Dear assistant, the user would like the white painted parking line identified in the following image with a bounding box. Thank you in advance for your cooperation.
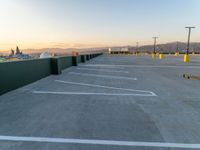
[0,135,200,149]
[33,91,155,96]
[55,80,157,96]
[68,72,137,80]
[79,64,124,69]
[83,64,200,69]
[76,67,129,73]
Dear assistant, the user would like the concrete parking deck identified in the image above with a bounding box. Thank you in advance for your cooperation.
[1,54,200,150]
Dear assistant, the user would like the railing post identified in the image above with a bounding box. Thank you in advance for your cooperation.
[72,56,78,66]
[86,55,90,60]
[51,57,62,75]
[81,55,86,63]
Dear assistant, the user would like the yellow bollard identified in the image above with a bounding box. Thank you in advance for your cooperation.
[159,54,164,59]
[184,54,190,63]
[152,53,156,59]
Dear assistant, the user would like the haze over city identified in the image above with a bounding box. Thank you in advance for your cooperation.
[0,0,200,51]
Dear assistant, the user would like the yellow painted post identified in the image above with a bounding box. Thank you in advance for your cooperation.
[184,54,190,62]
[159,54,164,59]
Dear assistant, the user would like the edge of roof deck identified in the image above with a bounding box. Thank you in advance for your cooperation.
[0,53,103,96]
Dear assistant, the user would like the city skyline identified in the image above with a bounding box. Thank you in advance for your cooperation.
[0,0,200,51]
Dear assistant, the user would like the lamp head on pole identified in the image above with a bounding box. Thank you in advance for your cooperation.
[185,27,195,29]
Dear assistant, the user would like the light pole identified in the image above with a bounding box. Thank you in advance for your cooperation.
[184,27,195,62]
[136,42,139,55]
[185,27,195,55]
[152,37,158,54]
[176,41,179,53]
[175,41,179,56]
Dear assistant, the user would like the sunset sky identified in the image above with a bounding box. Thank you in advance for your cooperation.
[0,0,200,51]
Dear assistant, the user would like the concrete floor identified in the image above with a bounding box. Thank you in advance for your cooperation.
[0,54,200,150]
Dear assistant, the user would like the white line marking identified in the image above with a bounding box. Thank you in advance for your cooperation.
[33,91,154,96]
[68,72,137,80]
[83,64,200,69]
[79,64,124,69]
[55,80,157,96]
[0,135,200,149]
[76,67,129,73]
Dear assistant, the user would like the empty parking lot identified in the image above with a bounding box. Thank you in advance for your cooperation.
[1,54,200,150]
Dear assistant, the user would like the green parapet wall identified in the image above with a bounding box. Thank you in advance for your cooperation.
[72,56,78,66]
[0,53,103,95]
[0,58,52,95]
[51,57,62,75]
[51,56,73,74]
[81,55,86,62]
[77,56,82,63]
[60,56,73,70]
[86,55,89,60]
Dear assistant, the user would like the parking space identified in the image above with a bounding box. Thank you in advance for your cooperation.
[0,54,200,149]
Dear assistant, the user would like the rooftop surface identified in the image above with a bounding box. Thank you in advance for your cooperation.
[0,54,200,150]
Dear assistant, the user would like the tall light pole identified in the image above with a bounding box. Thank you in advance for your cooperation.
[185,27,195,55]
[136,42,139,54]
[176,41,179,53]
[152,37,158,54]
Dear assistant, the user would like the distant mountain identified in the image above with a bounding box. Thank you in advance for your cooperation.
[129,42,200,53]
[1,42,200,55]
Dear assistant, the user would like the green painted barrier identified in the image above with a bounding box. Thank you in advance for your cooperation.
[81,55,86,63]
[86,55,90,60]
[60,56,73,70]
[51,57,62,75]
[0,58,52,95]
[0,53,103,95]
[77,56,82,63]
[72,56,78,66]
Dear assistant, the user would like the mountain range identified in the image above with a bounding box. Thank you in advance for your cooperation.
[1,42,200,55]
[130,42,200,53]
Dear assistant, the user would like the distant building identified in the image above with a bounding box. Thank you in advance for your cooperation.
[108,47,129,54]
[0,57,6,62]
[16,46,21,54]
[40,52,52,58]
[10,49,14,55]
[7,46,32,60]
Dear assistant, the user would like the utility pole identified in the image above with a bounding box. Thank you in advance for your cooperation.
[185,27,195,55]
[136,42,139,54]
[176,41,179,53]
[152,37,158,54]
